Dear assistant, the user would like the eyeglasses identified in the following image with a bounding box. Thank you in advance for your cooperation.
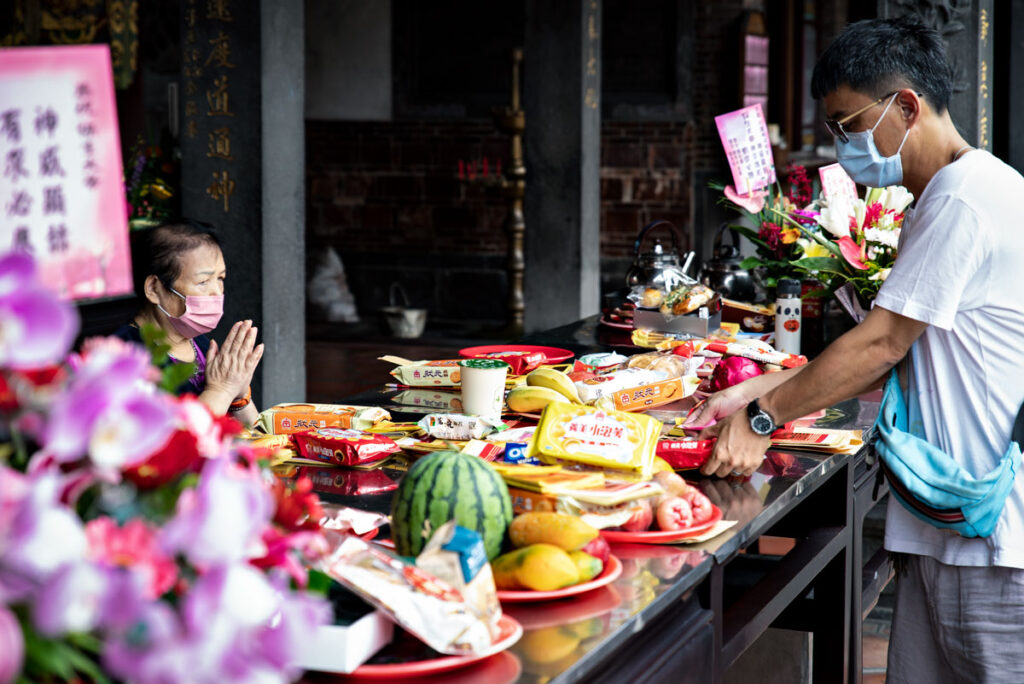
[824,91,899,143]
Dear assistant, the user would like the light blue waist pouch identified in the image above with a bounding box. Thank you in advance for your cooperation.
[873,368,1020,538]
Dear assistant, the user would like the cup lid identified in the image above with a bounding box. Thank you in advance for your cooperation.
[458,358,511,370]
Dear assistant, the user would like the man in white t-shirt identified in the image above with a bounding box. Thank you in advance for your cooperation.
[686,16,1024,682]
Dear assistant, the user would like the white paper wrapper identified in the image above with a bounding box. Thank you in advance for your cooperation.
[319,533,494,656]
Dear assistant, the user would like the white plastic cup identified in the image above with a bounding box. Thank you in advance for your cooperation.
[458,359,510,420]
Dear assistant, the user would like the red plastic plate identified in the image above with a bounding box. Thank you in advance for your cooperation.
[496,555,622,603]
[459,345,575,365]
[347,614,523,679]
[599,505,724,544]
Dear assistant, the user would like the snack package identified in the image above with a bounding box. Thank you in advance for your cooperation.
[278,466,399,498]
[417,414,506,441]
[603,375,702,412]
[319,532,495,656]
[319,504,392,536]
[529,402,662,479]
[415,521,502,641]
[573,352,628,374]
[258,404,390,435]
[574,368,667,404]
[385,358,463,387]
[294,428,402,467]
[656,438,715,470]
[625,351,701,378]
[474,350,545,375]
[392,389,464,412]
[506,487,648,529]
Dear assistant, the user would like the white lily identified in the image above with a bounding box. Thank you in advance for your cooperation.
[863,227,900,249]
[881,185,913,213]
[816,200,852,239]
[851,199,867,233]
[869,268,892,282]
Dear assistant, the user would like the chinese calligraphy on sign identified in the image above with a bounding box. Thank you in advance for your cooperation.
[714,103,776,195]
[0,45,131,300]
[186,0,238,215]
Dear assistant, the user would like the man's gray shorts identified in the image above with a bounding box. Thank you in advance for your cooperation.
[887,553,1024,683]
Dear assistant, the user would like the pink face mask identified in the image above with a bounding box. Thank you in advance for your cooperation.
[157,287,224,338]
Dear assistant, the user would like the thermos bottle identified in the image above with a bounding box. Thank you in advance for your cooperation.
[775,278,802,355]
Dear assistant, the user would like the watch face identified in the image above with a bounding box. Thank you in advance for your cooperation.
[751,413,773,435]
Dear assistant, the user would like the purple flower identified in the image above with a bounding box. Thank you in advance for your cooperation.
[31,560,108,636]
[161,459,272,567]
[0,253,78,370]
[0,604,23,684]
[0,469,86,603]
[39,341,174,476]
[103,564,329,684]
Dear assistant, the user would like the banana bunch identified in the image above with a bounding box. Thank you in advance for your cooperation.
[506,367,582,413]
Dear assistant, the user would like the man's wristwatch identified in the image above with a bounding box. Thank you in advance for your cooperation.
[746,399,777,436]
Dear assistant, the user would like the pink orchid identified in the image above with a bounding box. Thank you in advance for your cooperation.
[837,236,869,270]
[724,184,768,214]
[0,254,78,371]
[0,604,22,684]
[86,517,178,599]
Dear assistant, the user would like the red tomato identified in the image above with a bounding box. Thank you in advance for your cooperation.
[656,496,694,531]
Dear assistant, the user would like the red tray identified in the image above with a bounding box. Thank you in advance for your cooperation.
[345,614,522,679]
[496,555,622,603]
[459,345,574,365]
[599,505,723,544]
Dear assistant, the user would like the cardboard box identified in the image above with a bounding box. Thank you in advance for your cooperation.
[297,587,394,674]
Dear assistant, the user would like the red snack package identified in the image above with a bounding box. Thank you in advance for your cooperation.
[294,428,401,467]
[478,350,546,375]
[299,466,399,497]
[656,438,716,470]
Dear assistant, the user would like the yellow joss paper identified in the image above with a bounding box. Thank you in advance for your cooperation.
[529,403,662,479]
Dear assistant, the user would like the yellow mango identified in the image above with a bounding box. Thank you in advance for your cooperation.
[568,550,603,583]
[509,512,599,551]
[518,626,581,665]
[517,543,580,590]
[491,547,530,590]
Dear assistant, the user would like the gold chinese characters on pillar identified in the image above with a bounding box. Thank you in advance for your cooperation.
[190,0,236,215]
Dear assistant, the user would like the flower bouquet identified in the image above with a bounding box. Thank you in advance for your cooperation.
[0,253,332,683]
[713,164,821,298]
[124,136,178,231]
[792,185,913,319]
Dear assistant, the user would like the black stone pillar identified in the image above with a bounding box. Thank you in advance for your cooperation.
[179,0,305,406]
[878,0,994,150]
[522,0,602,332]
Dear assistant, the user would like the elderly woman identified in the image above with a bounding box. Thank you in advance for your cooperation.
[115,220,263,425]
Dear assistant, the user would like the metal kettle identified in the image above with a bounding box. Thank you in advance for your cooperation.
[700,223,756,301]
[625,220,694,292]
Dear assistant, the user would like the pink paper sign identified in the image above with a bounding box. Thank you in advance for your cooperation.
[0,45,131,301]
[818,163,858,207]
[714,103,776,195]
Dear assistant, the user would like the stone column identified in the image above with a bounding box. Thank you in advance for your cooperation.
[179,0,305,406]
[522,0,602,332]
[878,0,994,150]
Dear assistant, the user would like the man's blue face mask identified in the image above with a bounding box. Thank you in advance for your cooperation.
[835,93,910,187]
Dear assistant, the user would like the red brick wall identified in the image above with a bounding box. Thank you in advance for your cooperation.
[306,120,511,254]
[307,119,707,259]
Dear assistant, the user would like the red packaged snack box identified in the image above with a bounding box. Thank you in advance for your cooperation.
[294,428,401,467]
[478,350,545,375]
[656,438,715,470]
[282,465,399,497]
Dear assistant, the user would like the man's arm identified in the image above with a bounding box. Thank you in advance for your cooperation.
[700,305,927,477]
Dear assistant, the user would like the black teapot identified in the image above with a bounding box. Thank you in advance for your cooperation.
[700,223,756,301]
[625,220,694,292]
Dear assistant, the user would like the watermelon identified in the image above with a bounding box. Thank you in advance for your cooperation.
[391,450,513,560]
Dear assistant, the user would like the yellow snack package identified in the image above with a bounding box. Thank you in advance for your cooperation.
[529,403,662,479]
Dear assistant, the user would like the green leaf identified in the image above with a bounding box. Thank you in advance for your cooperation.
[791,257,850,277]
[738,256,763,270]
[306,569,333,597]
[160,360,197,393]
